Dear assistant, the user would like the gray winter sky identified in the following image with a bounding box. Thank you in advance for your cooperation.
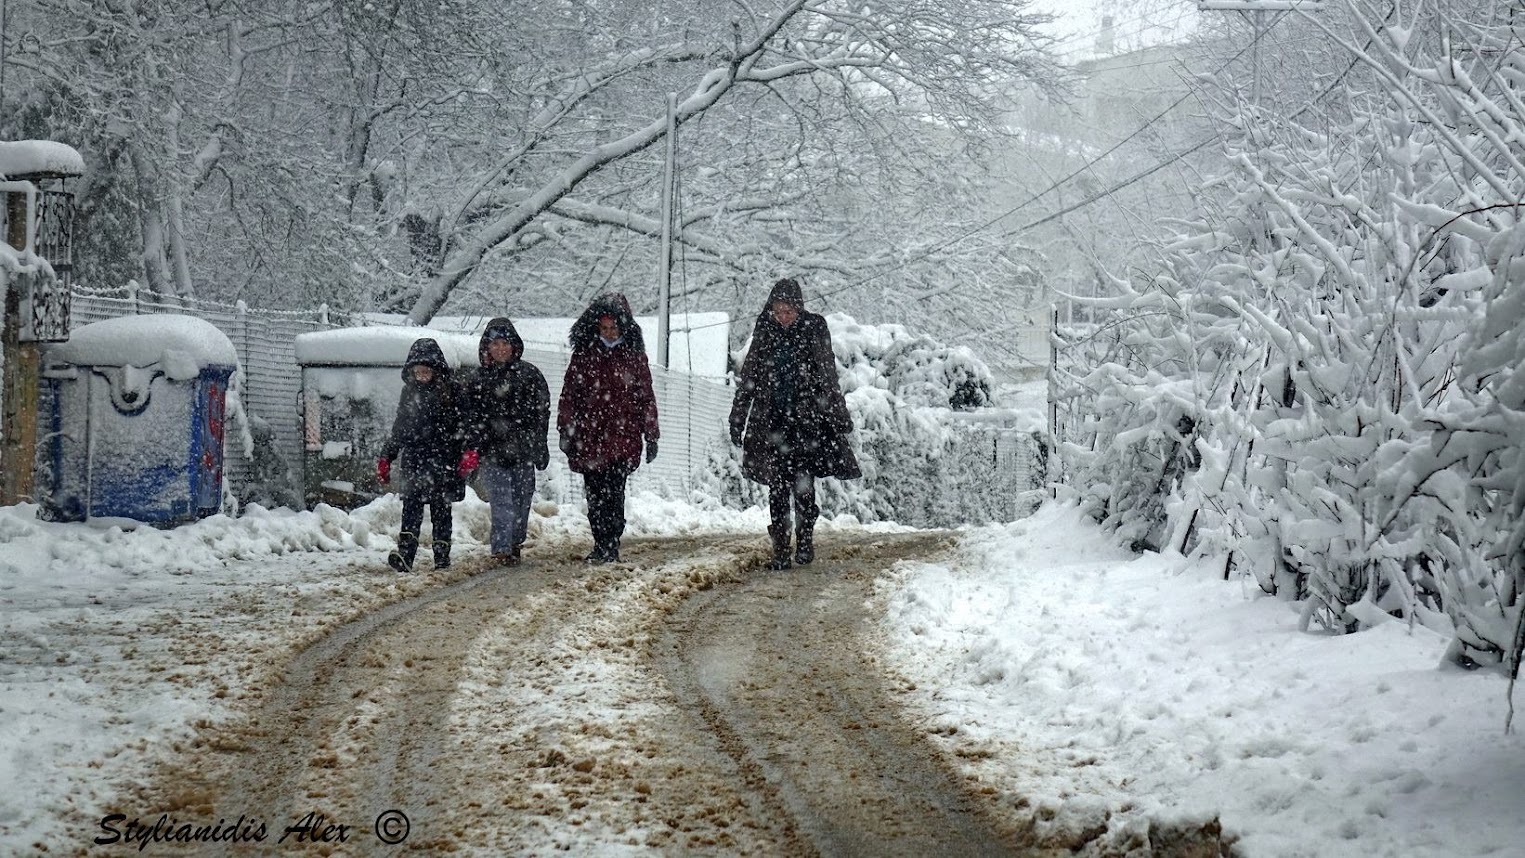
[1034,0,1202,61]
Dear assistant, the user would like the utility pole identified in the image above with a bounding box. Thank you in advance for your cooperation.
[1197,1,1324,109]
[1,0,8,104]
[656,92,677,369]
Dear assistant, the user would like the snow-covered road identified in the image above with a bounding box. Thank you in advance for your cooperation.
[4,496,1522,856]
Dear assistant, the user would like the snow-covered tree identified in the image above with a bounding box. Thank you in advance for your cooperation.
[4,0,1063,357]
[1056,0,1525,687]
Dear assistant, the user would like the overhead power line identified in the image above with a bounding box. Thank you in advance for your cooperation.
[807,10,1294,304]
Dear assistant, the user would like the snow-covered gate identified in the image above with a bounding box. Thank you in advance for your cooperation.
[59,286,337,504]
[936,413,1047,525]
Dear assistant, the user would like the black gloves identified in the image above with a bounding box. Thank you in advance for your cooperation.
[645,439,658,463]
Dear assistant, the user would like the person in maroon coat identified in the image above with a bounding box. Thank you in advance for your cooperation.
[557,293,659,564]
[729,278,860,569]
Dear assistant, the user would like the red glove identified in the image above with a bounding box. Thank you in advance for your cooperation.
[376,457,391,485]
[458,449,480,477]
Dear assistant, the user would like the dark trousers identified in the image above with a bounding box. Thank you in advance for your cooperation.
[584,468,628,555]
[768,456,818,535]
[399,489,453,562]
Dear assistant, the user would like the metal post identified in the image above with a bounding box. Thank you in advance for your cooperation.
[1,0,8,106]
[1251,9,1263,109]
[1197,2,1325,108]
[657,92,677,369]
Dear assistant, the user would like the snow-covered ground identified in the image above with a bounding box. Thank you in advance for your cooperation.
[3,488,1522,854]
[0,491,774,852]
[877,503,1525,857]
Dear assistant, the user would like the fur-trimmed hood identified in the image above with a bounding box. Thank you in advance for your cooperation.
[568,292,645,353]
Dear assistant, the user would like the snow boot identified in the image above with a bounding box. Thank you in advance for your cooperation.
[795,520,815,566]
[766,524,793,570]
[433,539,451,570]
[586,538,620,565]
[389,531,418,573]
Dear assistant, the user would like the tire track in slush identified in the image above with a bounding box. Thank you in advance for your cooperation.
[133,552,556,855]
[125,532,1040,856]
[656,531,1039,857]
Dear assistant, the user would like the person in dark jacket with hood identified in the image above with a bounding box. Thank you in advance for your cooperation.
[557,293,659,564]
[729,278,860,569]
[379,337,465,573]
[460,317,550,566]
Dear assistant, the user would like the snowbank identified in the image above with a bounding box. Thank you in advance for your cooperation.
[877,503,1525,857]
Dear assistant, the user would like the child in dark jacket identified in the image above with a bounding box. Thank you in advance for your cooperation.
[378,338,464,573]
[459,317,550,566]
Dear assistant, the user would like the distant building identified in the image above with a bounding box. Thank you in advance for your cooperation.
[1073,42,1209,149]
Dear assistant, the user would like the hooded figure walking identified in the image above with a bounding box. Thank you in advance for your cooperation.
[378,337,466,573]
[557,293,659,564]
[460,317,550,566]
[729,278,860,569]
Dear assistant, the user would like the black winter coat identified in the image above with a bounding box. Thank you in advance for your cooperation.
[462,318,550,469]
[730,305,860,486]
[381,338,466,500]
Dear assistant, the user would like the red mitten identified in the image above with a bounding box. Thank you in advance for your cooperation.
[377,457,392,485]
[458,449,480,477]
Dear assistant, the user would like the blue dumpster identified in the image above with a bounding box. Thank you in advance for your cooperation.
[38,314,237,524]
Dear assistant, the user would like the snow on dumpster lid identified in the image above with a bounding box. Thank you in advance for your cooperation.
[294,326,480,368]
[46,314,236,378]
[0,140,85,179]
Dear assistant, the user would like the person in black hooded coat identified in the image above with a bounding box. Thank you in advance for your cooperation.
[729,278,860,569]
[459,317,550,566]
[379,337,465,573]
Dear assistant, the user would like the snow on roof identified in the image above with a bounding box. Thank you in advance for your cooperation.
[360,312,732,378]
[293,326,481,368]
[45,314,236,376]
[0,140,85,179]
